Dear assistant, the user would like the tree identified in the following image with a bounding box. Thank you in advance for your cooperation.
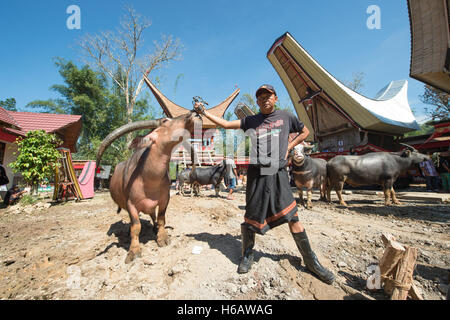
[9,130,62,195]
[239,93,259,114]
[27,59,163,167]
[27,58,111,141]
[342,72,365,93]
[420,85,449,121]
[78,6,182,132]
[403,123,434,138]
[0,98,17,111]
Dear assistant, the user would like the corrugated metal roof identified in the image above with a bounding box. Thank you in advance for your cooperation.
[0,109,82,153]
[0,107,20,128]
[8,111,81,133]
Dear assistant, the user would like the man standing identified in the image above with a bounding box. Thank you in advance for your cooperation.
[420,153,439,192]
[434,152,450,192]
[194,84,335,284]
[225,155,238,200]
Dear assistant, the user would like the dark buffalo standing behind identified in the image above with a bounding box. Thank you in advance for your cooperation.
[326,148,429,206]
[178,161,227,197]
[289,147,327,209]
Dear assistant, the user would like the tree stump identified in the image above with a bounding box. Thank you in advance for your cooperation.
[378,233,422,300]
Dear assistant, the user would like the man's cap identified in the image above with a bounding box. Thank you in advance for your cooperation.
[255,84,277,97]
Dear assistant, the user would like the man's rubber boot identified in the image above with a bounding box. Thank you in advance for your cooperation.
[237,224,255,274]
[292,230,335,285]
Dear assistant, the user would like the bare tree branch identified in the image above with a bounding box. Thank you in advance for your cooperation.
[77,5,183,127]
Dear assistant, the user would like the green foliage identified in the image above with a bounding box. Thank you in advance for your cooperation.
[403,123,434,138]
[9,130,62,189]
[0,98,17,111]
[26,59,163,168]
[19,194,40,206]
[239,93,259,114]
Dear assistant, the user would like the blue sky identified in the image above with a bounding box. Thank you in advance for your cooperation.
[0,0,431,123]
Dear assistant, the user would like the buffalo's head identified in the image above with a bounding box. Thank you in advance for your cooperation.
[401,147,430,165]
[291,144,306,166]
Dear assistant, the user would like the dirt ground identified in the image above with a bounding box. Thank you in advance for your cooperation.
[0,184,448,300]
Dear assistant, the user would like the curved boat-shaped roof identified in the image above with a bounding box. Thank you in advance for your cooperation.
[143,75,240,129]
[408,0,450,93]
[267,32,420,136]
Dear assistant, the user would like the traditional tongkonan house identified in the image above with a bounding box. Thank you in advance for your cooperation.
[0,107,82,191]
[400,119,450,154]
[407,0,450,94]
[266,32,421,160]
[142,76,240,167]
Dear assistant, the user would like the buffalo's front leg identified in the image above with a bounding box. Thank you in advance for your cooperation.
[214,183,220,197]
[146,208,158,234]
[306,189,313,209]
[304,181,314,209]
[320,180,327,201]
[336,180,348,206]
[156,191,170,247]
[298,188,304,207]
[390,187,401,205]
[125,204,142,264]
[383,181,394,206]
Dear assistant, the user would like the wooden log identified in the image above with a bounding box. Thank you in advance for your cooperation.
[390,246,418,300]
[379,234,406,292]
[409,283,424,300]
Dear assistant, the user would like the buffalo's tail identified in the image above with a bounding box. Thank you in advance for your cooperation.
[117,207,121,214]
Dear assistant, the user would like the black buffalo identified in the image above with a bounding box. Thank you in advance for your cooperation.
[289,146,327,209]
[326,147,429,206]
[178,161,227,197]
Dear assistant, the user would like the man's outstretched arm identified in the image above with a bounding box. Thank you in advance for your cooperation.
[195,103,241,129]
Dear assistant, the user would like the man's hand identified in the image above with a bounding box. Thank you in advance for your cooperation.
[193,102,206,115]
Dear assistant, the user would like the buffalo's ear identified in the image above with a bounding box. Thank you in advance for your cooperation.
[402,149,412,158]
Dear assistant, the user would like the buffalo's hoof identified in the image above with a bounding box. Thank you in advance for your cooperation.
[125,250,142,264]
[339,202,348,207]
[157,234,170,247]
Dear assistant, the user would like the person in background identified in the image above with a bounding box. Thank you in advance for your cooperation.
[433,152,450,192]
[225,155,238,200]
[419,153,439,192]
[3,185,27,207]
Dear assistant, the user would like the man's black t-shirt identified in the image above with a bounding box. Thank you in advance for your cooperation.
[240,110,304,168]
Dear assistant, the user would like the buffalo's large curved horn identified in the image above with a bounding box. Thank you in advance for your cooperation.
[399,143,417,151]
[143,75,240,118]
[96,119,165,171]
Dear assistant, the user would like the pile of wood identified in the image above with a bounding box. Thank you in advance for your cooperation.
[378,233,423,300]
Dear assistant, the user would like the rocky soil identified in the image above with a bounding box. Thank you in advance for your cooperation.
[0,186,448,300]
